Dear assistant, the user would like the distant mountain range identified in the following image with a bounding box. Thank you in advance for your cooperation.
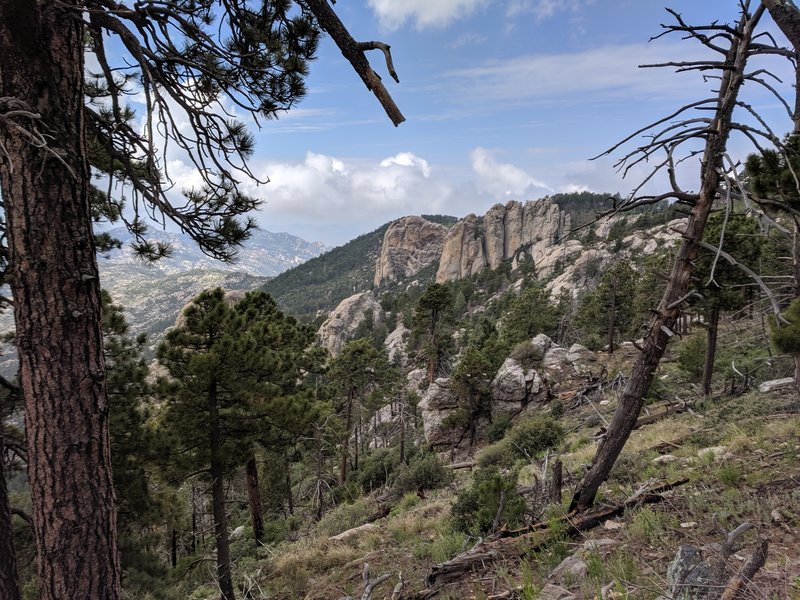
[0,228,328,373]
[99,227,329,278]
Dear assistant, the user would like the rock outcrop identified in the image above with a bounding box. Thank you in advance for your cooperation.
[436,198,571,283]
[418,378,462,450]
[384,321,410,365]
[488,335,599,420]
[374,216,449,288]
[317,292,382,357]
[416,335,602,445]
[435,214,487,282]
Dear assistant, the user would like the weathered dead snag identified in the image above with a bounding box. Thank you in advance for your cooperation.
[659,523,768,600]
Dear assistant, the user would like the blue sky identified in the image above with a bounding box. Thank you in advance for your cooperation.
[147,1,798,246]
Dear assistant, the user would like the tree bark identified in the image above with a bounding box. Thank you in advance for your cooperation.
[171,529,178,568]
[762,0,800,388]
[339,395,353,485]
[763,0,800,132]
[0,2,122,598]
[209,383,236,600]
[0,437,21,600]
[570,6,762,511]
[245,455,264,545]
[702,304,721,396]
[607,293,617,354]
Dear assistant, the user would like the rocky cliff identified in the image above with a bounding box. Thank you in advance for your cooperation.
[374,216,449,288]
[436,199,570,283]
[317,292,383,356]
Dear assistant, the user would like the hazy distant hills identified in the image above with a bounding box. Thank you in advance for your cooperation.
[100,227,328,278]
[0,228,328,373]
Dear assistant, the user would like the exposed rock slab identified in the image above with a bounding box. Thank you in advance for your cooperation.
[419,378,462,450]
[317,292,382,357]
[435,199,571,283]
[373,216,448,288]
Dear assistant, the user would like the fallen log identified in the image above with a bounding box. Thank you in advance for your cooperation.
[423,478,689,590]
[447,461,476,471]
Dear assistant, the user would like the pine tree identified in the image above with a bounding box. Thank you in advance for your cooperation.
[575,261,636,353]
[328,339,393,484]
[691,213,763,395]
[500,285,559,347]
[157,289,314,600]
[412,284,454,383]
[0,3,401,594]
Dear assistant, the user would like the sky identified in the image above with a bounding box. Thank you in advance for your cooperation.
[134,1,798,247]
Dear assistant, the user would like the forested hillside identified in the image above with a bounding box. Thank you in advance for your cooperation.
[3,3,800,600]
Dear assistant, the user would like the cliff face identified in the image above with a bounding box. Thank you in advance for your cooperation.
[435,199,570,283]
[317,292,382,357]
[374,216,449,288]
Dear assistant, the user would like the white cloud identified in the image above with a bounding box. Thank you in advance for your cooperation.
[367,0,488,30]
[380,152,432,177]
[444,42,708,105]
[240,151,457,227]
[470,147,553,198]
[507,0,595,20]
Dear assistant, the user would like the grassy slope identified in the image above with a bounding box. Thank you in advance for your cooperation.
[217,353,800,600]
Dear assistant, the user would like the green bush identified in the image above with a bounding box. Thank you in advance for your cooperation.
[476,439,516,468]
[509,341,544,368]
[486,416,512,442]
[675,331,706,382]
[506,416,564,459]
[451,467,526,536]
[315,498,373,537]
[392,453,452,495]
[358,447,402,492]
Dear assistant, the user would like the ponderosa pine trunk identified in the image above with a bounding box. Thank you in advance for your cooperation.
[245,455,264,545]
[338,395,353,485]
[606,293,617,355]
[0,2,122,598]
[702,304,721,396]
[570,6,761,511]
[0,436,21,600]
[209,382,236,600]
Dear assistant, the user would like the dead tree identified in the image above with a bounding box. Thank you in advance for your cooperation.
[571,2,792,510]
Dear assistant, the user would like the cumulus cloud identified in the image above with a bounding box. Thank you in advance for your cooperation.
[367,0,488,30]
[470,147,552,198]
[232,151,463,241]
[161,149,632,245]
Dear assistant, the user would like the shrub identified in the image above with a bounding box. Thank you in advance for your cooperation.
[507,416,564,459]
[358,447,402,492]
[509,341,545,367]
[476,439,516,468]
[451,467,526,536]
[392,453,452,495]
[315,498,372,537]
[486,416,512,442]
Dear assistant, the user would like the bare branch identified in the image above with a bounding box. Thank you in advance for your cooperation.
[301,0,405,126]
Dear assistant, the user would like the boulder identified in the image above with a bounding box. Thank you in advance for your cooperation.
[418,378,461,449]
[549,555,587,583]
[316,292,382,357]
[566,343,597,374]
[373,216,448,287]
[758,377,794,393]
[490,357,542,419]
[384,321,410,365]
